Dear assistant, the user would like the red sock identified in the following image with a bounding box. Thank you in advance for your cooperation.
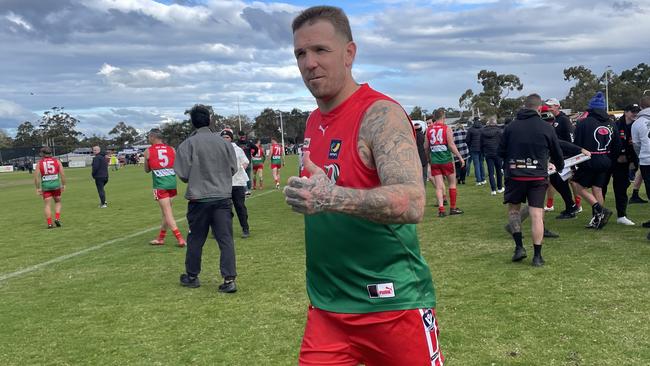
[47,217,53,226]
[449,188,457,209]
[158,230,167,241]
[55,212,60,220]
[172,228,183,242]
[575,196,581,206]
[546,197,554,208]
[438,205,445,212]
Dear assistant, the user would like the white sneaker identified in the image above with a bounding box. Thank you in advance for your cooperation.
[497,188,505,193]
[491,191,497,196]
[544,206,554,212]
[616,216,635,225]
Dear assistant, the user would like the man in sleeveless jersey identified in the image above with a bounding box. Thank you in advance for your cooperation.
[270,137,284,189]
[34,147,66,229]
[252,138,266,190]
[426,108,465,217]
[284,6,442,366]
[144,129,186,247]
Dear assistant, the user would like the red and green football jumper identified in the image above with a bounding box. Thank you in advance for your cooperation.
[252,144,265,171]
[39,157,62,198]
[300,84,436,313]
[270,143,283,169]
[427,122,458,211]
[299,84,440,364]
[147,143,184,245]
[147,143,177,194]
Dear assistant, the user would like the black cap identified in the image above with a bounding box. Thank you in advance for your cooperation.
[220,130,234,139]
[624,104,641,113]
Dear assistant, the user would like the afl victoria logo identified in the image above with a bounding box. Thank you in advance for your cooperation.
[324,163,340,184]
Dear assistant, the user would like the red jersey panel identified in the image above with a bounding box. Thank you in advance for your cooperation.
[271,144,283,160]
[300,84,412,189]
[426,123,449,147]
[147,144,175,170]
[39,157,60,176]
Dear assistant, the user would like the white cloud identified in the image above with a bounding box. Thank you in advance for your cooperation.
[5,11,32,31]
[0,99,38,129]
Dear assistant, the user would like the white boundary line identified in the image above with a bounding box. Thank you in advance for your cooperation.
[0,189,278,284]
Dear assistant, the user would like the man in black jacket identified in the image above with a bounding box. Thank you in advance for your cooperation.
[498,94,564,267]
[235,131,259,193]
[545,98,574,142]
[414,122,428,185]
[572,92,621,229]
[91,146,109,208]
[480,117,503,195]
[610,104,641,225]
[465,117,486,185]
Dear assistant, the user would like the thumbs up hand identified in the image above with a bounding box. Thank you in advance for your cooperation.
[283,151,333,215]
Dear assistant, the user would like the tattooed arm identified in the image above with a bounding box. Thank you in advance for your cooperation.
[284,100,425,224]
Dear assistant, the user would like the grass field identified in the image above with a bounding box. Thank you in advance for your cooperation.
[1,156,649,366]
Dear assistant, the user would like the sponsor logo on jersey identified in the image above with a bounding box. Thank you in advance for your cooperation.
[324,163,340,184]
[328,139,342,160]
[367,282,395,299]
[421,308,435,331]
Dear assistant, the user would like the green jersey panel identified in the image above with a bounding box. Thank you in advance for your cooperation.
[41,174,61,191]
[305,212,436,313]
[151,168,177,190]
[429,146,453,164]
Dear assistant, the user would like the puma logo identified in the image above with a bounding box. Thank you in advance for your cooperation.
[318,125,328,135]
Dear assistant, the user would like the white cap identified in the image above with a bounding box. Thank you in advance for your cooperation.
[545,98,561,106]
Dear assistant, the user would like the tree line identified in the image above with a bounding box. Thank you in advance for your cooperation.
[2,63,648,151]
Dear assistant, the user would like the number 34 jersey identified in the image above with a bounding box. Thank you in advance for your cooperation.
[147,144,177,190]
[427,123,453,164]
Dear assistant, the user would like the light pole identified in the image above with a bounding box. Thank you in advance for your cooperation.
[237,95,242,131]
[604,65,611,112]
[275,109,286,160]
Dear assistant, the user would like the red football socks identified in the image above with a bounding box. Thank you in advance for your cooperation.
[449,188,457,209]
[158,230,167,241]
[55,213,60,220]
[172,228,183,242]
[546,197,554,208]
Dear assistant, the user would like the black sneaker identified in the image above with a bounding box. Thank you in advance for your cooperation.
[642,220,650,228]
[47,224,54,229]
[180,274,200,288]
[242,230,250,238]
[54,219,62,227]
[532,255,545,267]
[596,208,613,229]
[555,210,576,220]
[449,208,464,215]
[218,280,237,293]
[585,215,599,229]
[512,247,527,262]
[543,228,559,238]
[438,211,446,217]
[629,196,648,204]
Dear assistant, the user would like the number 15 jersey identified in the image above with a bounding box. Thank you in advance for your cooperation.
[147,144,177,190]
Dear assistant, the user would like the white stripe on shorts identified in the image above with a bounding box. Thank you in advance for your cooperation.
[418,308,438,366]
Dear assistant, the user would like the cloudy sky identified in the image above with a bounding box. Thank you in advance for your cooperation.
[0,0,647,137]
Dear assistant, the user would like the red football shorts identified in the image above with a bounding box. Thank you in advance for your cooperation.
[42,189,62,199]
[430,163,455,177]
[153,189,177,200]
[299,306,443,366]
[271,163,282,170]
[253,164,264,172]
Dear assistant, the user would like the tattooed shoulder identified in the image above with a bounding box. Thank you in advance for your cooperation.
[358,100,420,186]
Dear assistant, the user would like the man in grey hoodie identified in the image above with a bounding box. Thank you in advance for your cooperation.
[174,104,238,292]
[630,95,650,236]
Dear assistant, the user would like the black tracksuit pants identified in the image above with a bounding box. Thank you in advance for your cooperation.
[549,173,574,212]
[185,199,236,279]
[94,177,108,205]
[232,186,249,232]
[610,162,630,218]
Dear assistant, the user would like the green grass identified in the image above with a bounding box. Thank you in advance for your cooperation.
[1,157,649,365]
